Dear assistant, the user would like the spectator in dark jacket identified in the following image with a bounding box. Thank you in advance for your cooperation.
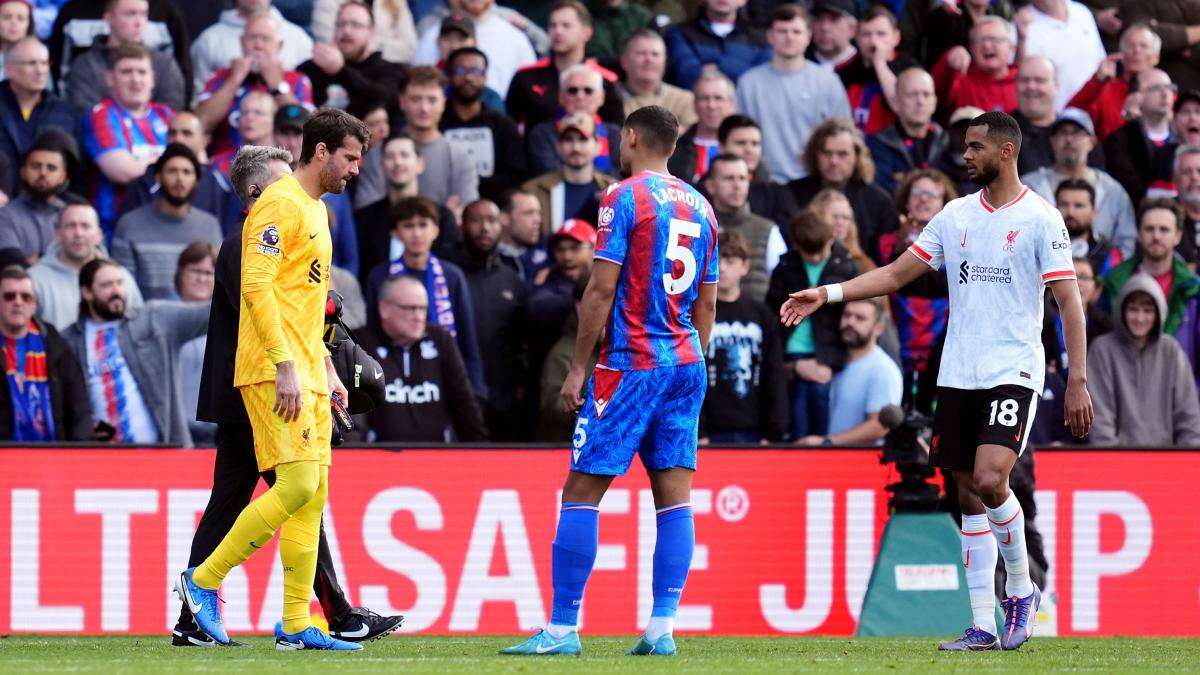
[0,265,92,441]
[663,0,771,89]
[364,196,488,399]
[701,231,787,443]
[766,210,859,439]
[538,271,597,442]
[717,114,801,232]
[361,275,488,443]
[788,117,900,265]
[837,5,916,135]
[454,199,529,441]
[867,67,950,195]
[1102,68,1178,207]
[296,0,407,109]
[0,37,76,199]
[668,69,737,183]
[1123,2,1200,94]
[528,218,595,341]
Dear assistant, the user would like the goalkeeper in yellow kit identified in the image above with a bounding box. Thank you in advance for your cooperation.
[175,108,370,652]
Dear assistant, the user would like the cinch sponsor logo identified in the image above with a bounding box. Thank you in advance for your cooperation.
[385,379,440,404]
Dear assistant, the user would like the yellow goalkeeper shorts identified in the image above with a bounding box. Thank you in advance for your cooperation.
[240,382,332,472]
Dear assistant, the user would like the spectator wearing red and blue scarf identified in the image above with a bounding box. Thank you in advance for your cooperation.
[0,265,92,441]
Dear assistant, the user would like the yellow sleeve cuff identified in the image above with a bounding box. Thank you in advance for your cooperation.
[266,344,292,365]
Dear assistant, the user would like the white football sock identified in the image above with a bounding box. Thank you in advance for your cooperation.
[986,492,1034,598]
[546,623,574,638]
[962,513,999,635]
[645,616,674,642]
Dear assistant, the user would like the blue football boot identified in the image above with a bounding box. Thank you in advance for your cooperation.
[938,626,1000,651]
[173,568,230,645]
[627,634,677,656]
[1000,585,1042,650]
[498,628,582,656]
[274,622,363,651]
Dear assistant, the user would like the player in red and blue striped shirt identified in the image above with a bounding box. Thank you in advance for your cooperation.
[502,106,718,659]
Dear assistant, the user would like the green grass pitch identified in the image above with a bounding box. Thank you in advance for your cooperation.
[2,636,1198,673]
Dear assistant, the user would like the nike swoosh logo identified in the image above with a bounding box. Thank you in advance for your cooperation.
[536,640,566,654]
[963,550,971,568]
[1002,529,1012,545]
[961,229,968,248]
[309,233,318,239]
[250,542,262,549]
[338,623,369,638]
[374,368,383,379]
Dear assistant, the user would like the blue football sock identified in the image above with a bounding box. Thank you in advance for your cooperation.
[549,502,599,628]
[651,504,694,621]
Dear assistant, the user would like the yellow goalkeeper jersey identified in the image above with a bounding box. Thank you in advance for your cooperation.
[233,174,332,393]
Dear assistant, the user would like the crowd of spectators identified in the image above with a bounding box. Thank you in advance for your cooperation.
[2,0,1200,448]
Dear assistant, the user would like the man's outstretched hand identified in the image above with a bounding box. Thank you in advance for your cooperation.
[780,288,827,327]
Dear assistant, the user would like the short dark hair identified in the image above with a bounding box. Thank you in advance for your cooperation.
[550,0,592,28]
[717,114,761,145]
[718,230,750,261]
[1138,197,1184,231]
[403,65,447,92]
[389,196,439,230]
[792,209,834,255]
[860,4,899,29]
[174,240,217,294]
[703,152,747,182]
[299,107,370,165]
[501,188,536,212]
[967,110,1023,154]
[447,46,488,69]
[1055,178,1095,207]
[77,257,121,320]
[771,3,811,27]
[383,132,420,156]
[24,130,75,170]
[106,41,150,69]
[624,105,679,156]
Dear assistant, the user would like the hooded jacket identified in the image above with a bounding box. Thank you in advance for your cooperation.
[1087,273,1200,446]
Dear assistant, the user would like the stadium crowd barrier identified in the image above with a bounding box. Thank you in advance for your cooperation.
[0,446,1195,636]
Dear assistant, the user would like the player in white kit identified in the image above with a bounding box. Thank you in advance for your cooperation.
[781,111,1093,651]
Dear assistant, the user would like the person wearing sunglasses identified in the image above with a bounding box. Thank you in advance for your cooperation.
[0,264,92,441]
[527,63,623,175]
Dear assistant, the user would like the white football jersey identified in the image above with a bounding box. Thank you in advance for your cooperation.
[908,186,1075,394]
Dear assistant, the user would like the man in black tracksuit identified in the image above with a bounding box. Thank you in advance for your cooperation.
[173,147,401,646]
[361,275,488,443]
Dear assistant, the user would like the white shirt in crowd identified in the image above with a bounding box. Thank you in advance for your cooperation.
[411,9,536,97]
[1021,1,1106,112]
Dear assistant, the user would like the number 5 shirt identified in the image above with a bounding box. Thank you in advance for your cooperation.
[907,186,1075,394]
[594,170,719,371]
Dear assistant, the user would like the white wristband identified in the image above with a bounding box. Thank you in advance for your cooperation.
[822,283,844,303]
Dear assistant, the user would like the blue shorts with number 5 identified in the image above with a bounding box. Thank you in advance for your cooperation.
[570,362,706,476]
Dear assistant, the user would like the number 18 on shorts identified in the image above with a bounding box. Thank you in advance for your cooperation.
[930,384,1039,471]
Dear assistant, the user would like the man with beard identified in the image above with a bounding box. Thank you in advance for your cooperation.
[111,143,222,299]
[1021,108,1136,258]
[498,189,550,285]
[1054,179,1122,279]
[454,199,528,440]
[297,0,406,109]
[30,198,145,330]
[782,111,1092,651]
[1170,145,1200,263]
[62,257,209,445]
[0,132,73,264]
[797,297,901,446]
[441,47,528,202]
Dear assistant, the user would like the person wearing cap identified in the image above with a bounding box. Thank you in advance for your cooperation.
[297,0,407,109]
[188,0,313,96]
[411,0,536,98]
[441,46,528,203]
[110,142,222,299]
[63,0,187,113]
[615,28,697,130]
[1104,68,1179,207]
[0,131,73,265]
[83,42,173,238]
[527,217,595,353]
[837,5,918,136]
[807,0,858,70]
[1021,107,1137,257]
[931,16,1018,119]
[737,4,852,184]
[506,0,623,130]
[867,67,950,195]
[663,0,770,89]
[194,12,313,157]
[363,195,488,398]
[0,36,76,198]
[521,111,618,234]
[527,63,623,175]
[120,111,239,234]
